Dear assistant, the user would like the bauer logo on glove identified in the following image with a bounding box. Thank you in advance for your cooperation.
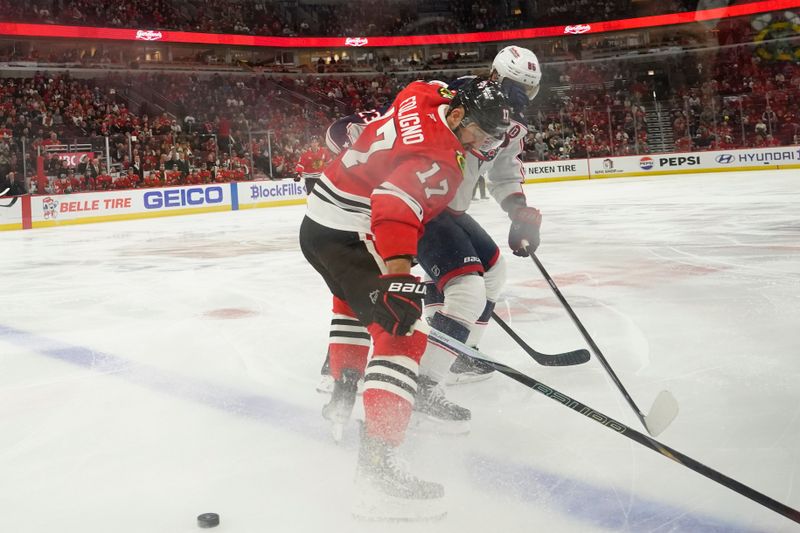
[373,274,426,336]
[387,282,427,295]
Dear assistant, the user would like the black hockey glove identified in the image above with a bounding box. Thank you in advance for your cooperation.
[508,206,542,257]
[372,274,426,336]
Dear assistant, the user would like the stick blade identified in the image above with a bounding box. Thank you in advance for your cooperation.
[537,348,591,366]
[644,390,679,437]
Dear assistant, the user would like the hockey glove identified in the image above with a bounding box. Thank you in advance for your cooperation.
[508,206,542,257]
[372,274,426,336]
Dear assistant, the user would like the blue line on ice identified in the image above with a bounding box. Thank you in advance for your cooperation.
[1,324,764,532]
[469,456,766,532]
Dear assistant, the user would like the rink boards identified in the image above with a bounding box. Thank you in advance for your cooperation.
[2,145,798,231]
[524,145,800,182]
[0,180,308,231]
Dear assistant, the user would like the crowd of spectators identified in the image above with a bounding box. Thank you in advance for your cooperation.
[523,62,651,160]
[669,46,800,151]
[522,46,800,161]
[0,0,767,37]
[2,34,799,196]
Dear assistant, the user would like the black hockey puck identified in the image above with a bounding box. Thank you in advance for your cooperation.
[197,513,220,528]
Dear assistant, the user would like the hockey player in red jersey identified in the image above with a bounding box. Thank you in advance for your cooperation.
[299,78,510,520]
[317,47,544,430]
[293,137,331,195]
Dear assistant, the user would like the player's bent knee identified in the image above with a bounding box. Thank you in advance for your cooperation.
[441,273,486,325]
[484,254,507,302]
[369,324,428,363]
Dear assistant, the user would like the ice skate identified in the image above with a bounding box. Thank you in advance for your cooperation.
[316,373,335,394]
[321,369,360,442]
[410,376,470,435]
[317,353,334,394]
[352,431,446,521]
[445,355,495,385]
[317,372,365,395]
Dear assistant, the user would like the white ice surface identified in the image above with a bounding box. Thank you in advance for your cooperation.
[1,170,798,532]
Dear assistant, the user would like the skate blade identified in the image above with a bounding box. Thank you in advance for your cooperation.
[331,424,343,442]
[409,413,470,436]
[329,421,346,443]
[323,408,350,443]
[316,377,365,396]
[444,372,494,386]
[352,487,446,522]
[316,375,335,394]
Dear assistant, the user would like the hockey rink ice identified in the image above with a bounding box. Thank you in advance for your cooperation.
[1,169,798,533]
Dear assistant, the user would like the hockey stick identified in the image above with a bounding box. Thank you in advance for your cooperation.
[423,325,800,525]
[490,311,590,366]
[0,187,19,208]
[528,250,678,437]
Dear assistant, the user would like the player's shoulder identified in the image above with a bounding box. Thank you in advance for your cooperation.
[398,80,457,104]
[504,118,528,141]
[446,75,477,92]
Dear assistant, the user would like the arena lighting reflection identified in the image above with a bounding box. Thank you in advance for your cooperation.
[0,0,798,48]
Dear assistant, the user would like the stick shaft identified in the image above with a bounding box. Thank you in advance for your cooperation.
[427,328,800,524]
[529,252,649,428]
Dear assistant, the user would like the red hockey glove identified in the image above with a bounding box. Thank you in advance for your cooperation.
[372,274,426,336]
[508,206,542,257]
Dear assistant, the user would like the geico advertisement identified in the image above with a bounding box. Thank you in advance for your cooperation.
[238,179,307,205]
[31,185,230,222]
[523,160,588,180]
[142,185,227,210]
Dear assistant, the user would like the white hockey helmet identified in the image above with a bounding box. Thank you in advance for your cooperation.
[491,46,542,101]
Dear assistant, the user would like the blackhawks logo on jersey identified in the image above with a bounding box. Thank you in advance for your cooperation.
[438,87,455,99]
[455,151,467,173]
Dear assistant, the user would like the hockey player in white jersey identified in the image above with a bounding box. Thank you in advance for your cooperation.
[321,46,544,431]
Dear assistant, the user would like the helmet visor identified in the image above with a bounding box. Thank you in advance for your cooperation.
[463,120,506,152]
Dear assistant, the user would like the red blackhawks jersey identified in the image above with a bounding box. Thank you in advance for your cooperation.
[295,147,331,179]
[305,80,467,260]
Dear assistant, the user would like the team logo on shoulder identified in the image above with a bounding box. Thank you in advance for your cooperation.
[480,148,498,161]
[455,151,467,173]
[438,87,455,99]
